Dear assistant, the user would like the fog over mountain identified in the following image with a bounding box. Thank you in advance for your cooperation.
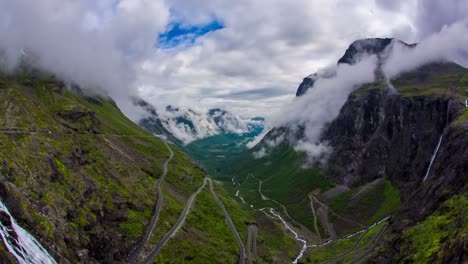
[261,20,468,161]
[1,0,466,119]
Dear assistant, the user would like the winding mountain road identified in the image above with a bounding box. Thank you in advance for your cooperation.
[246,224,258,264]
[208,178,246,264]
[127,139,246,263]
[139,178,208,264]
[128,141,173,264]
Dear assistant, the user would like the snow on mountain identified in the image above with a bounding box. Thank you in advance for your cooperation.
[136,100,263,144]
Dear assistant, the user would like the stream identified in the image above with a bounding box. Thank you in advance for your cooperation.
[267,208,307,264]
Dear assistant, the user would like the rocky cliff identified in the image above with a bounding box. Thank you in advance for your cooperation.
[316,61,468,262]
[326,62,468,262]
[252,46,468,261]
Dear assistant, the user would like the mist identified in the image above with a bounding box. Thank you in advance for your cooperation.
[272,55,378,162]
[383,19,468,79]
[263,19,468,162]
[0,0,169,121]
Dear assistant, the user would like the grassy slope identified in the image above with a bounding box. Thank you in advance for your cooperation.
[398,194,467,264]
[183,130,261,175]
[329,179,400,229]
[0,72,296,263]
[352,62,468,98]
[307,220,388,263]
[217,146,331,231]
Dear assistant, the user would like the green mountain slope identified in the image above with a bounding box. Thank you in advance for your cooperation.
[0,72,297,263]
[183,128,262,174]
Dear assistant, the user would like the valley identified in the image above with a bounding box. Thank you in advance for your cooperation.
[0,37,467,264]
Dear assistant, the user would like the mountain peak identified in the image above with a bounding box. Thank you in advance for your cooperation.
[136,100,263,144]
[296,38,417,97]
[337,38,394,64]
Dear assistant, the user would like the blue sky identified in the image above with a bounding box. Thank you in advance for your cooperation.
[158,20,224,48]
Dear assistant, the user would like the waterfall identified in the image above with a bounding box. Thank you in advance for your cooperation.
[0,201,56,264]
[423,136,443,182]
[423,99,452,182]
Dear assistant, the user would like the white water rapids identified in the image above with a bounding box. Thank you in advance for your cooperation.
[0,201,56,264]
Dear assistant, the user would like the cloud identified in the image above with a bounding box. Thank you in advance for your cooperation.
[265,14,468,161]
[136,0,414,117]
[1,0,466,122]
[272,55,378,161]
[383,20,468,79]
[252,147,268,159]
[0,0,169,120]
[216,88,290,100]
[414,0,468,39]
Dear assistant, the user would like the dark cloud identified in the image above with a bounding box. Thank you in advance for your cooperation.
[216,87,290,100]
[375,0,402,11]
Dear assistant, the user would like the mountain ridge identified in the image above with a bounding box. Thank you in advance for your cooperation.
[135,98,263,145]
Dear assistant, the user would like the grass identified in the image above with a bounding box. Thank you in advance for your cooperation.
[156,181,298,263]
[352,81,386,96]
[351,63,468,99]
[183,129,263,174]
[328,179,400,230]
[392,63,468,98]
[0,71,299,262]
[215,146,331,230]
[454,107,468,124]
[307,220,388,263]
[368,180,400,223]
[399,194,468,263]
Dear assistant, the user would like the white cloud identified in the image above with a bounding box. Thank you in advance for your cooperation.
[383,20,468,79]
[136,0,415,117]
[272,55,378,161]
[0,0,169,120]
[252,147,268,159]
[1,0,466,121]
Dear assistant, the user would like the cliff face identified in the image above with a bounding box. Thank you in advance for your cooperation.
[325,87,454,188]
[321,62,468,262]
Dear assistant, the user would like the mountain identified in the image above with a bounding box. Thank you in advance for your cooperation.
[217,39,468,263]
[296,38,416,97]
[136,99,265,178]
[0,71,295,263]
[136,99,263,146]
[2,37,467,264]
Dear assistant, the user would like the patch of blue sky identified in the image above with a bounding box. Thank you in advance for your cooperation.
[157,20,224,48]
